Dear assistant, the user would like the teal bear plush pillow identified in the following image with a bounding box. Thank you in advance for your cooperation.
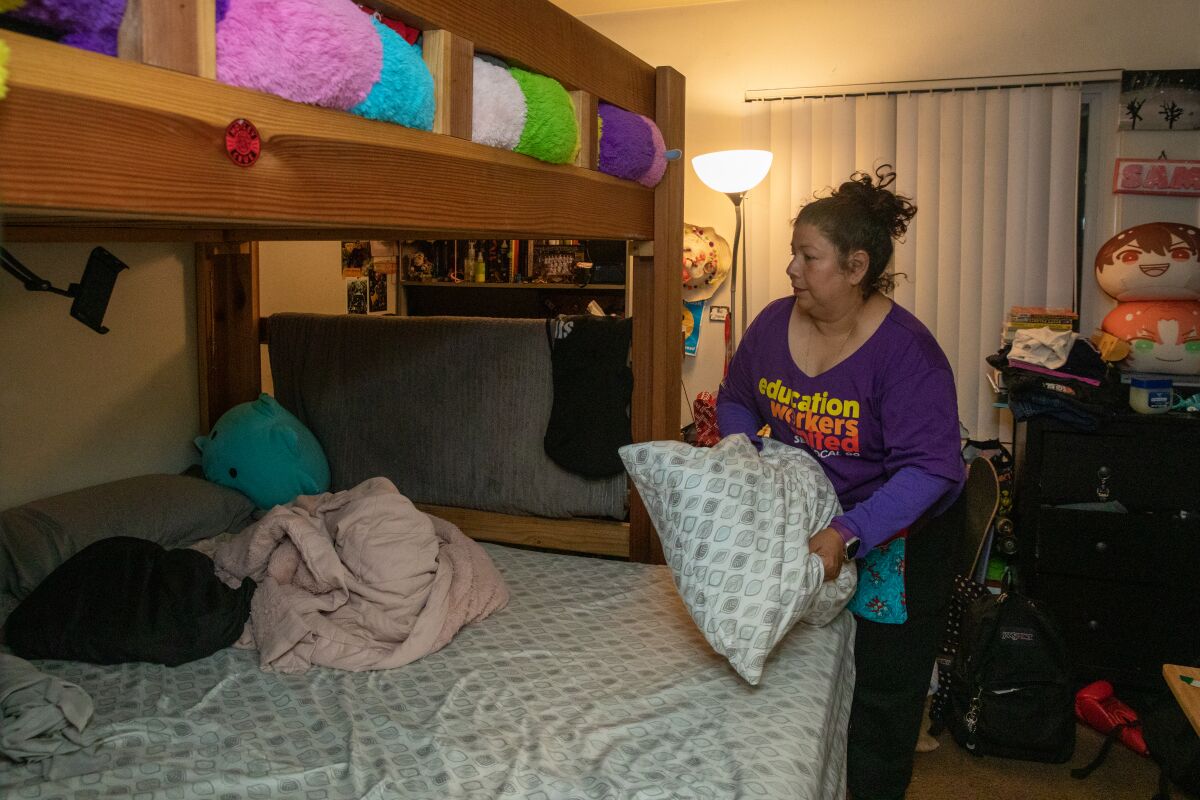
[195,393,330,509]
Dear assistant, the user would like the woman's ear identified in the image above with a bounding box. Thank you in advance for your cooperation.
[846,250,870,285]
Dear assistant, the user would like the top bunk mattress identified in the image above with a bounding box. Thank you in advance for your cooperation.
[0,543,853,799]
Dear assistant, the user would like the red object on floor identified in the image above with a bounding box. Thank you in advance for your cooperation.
[1075,680,1149,756]
[693,391,720,447]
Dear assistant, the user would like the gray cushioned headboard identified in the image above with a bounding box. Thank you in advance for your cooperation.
[268,313,627,520]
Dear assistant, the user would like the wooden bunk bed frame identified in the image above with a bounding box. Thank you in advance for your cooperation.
[0,0,683,564]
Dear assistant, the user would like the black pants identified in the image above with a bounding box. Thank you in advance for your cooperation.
[847,504,959,800]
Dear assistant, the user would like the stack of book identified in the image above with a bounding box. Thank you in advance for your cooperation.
[1002,306,1077,346]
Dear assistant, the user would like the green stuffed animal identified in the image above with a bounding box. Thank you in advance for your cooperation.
[194,393,331,509]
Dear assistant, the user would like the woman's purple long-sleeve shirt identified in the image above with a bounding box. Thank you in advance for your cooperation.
[716,298,964,556]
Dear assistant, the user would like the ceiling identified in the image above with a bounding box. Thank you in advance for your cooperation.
[550,0,731,17]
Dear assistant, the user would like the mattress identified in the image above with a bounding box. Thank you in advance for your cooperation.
[0,543,854,799]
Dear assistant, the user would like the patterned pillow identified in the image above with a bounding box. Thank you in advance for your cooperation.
[619,435,857,684]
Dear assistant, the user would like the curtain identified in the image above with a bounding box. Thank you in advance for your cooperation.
[743,86,1081,441]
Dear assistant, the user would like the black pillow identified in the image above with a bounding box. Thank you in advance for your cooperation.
[3,537,255,667]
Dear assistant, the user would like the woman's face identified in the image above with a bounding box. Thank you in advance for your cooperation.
[787,223,863,312]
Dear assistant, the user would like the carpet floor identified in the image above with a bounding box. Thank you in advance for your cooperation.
[909,722,1162,799]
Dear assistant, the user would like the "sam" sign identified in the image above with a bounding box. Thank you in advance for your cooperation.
[1113,158,1200,197]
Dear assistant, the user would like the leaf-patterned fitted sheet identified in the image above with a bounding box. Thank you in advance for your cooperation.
[0,543,853,799]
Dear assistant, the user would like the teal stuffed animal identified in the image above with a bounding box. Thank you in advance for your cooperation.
[194,393,331,509]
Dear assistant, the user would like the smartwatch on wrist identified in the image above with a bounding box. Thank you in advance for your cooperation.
[843,536,861,560]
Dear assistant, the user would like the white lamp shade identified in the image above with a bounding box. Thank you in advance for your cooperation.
[691,149,773,194]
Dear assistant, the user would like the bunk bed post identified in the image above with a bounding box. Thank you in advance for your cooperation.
[423,30,474,139]
[570,91,599,170]
[628,66,685,565]
[196,242,261,433]
[118,0,217,78]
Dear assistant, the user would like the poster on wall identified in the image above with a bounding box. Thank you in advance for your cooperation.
[346,277,368,314]
[368,270,389,313]
[341,240,372,278]
[683,300,704,357]
[369,241,399,275]
[1118,70,1200,131]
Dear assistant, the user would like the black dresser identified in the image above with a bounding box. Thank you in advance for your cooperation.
[1013,413,1200,686]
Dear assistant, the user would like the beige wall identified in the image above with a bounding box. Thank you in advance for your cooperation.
[0,239,387,509]
[580,0,1200,411]
[258,240,350,394]
[0,242,199,508]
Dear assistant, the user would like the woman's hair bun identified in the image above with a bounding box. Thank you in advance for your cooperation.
[795,163,918,298]
[835,165,915,240]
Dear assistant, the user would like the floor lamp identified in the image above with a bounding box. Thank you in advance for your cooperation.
[690,150,773,365]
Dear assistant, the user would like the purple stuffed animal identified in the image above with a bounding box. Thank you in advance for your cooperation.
[598,101,674,188]
[6,0,127,55]
[4,0,229,56]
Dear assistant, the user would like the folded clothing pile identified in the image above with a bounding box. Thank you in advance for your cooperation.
[988,330,1125,430]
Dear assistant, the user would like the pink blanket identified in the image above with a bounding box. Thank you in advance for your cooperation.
[213,477,508,673]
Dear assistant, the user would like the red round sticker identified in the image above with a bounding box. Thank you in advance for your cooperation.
[225,118,261,167]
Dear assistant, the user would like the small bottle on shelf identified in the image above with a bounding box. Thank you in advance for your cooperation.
[474,249,487,282]
[463,242,476,283]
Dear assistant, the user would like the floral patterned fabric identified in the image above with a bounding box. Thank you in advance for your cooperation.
[847,533,908,624]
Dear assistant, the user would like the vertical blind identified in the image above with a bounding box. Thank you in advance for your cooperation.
[743,85,1081,441]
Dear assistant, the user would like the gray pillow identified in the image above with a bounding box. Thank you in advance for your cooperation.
[0,474,254,598]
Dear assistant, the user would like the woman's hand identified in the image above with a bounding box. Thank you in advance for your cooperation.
[809,527,846,582]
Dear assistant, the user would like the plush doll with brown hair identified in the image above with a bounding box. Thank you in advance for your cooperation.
[1096,221,1200,301]
[1097,222,1200,376]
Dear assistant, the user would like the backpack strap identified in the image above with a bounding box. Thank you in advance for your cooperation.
[962,457,1000,577]
[1153,767,1171,800]
[1071,721,1136,779]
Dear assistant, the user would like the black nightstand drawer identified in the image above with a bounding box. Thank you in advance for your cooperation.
[1038,576,1200,680]
[1036,507,1200,586]
[1037,430,1200,510]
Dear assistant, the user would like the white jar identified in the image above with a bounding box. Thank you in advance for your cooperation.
[1129,377,1172,414]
